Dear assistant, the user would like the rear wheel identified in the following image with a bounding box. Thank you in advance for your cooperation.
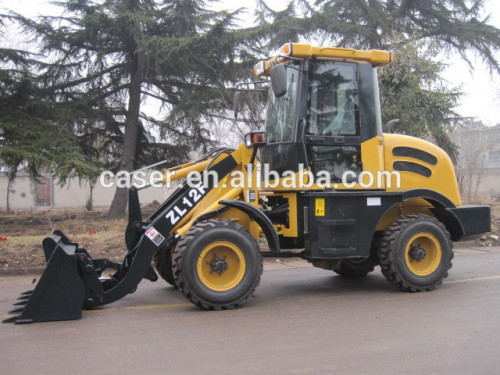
[153,246,176,287]
[378,214,453,292]
[333,258,376,278]
[172,220,263,310]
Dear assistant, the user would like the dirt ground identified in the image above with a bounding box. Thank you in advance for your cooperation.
[0,201,498,272]
[0,202,161,272]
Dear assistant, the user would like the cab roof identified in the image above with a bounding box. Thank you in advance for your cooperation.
[254,43,395,76]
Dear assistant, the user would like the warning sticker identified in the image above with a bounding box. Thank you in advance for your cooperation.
[315,198,325,216]
[145,227,165,246]
[247,190,256,203]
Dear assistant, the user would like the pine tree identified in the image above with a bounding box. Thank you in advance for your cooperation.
[378,42,462,161]
[309,0,499,68]
[1,14,98,208]
[10,0,252,217]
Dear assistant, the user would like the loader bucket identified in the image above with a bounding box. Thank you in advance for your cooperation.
[3,233,85,324]
[3,226,159,324]
[3,187,169,324]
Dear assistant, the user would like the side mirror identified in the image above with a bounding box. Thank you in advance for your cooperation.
[270,63,287,98]
[233,91,242,119]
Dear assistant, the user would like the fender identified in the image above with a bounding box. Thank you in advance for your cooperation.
[398,189,489,241]
[401,189,465,241]
[219,199,280,252]
[402,189,455,208]
[431,205,491,241]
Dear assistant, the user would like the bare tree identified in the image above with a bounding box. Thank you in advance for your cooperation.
[453,122,495,203]
[206,89,268,148]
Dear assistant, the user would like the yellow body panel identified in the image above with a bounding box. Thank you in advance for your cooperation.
[374,199,435,231]
[383,134,462,206]
[216,208,261,240]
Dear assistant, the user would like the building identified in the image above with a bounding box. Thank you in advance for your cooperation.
[452,124,500,202]
[0,168,175,210]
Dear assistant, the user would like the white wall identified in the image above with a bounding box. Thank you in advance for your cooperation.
[0,174,34,210]
[0,171,177,210]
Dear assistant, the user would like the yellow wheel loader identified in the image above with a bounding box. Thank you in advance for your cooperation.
[4,43,490,323]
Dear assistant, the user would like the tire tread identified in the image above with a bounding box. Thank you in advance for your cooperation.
[172,219,263,310]
[377,214,454,292]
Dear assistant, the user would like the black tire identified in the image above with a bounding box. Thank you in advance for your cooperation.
[153,246,176,287]
[333,258,376,278]
[172,219,263,310]
[378,214,453,292]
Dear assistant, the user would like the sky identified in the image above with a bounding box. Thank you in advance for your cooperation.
[214,0,500,127]
[2,0,500,127]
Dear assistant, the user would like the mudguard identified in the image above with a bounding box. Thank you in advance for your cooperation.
[219,199,280,252]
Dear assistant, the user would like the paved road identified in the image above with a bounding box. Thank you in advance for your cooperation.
[1,246,499,375]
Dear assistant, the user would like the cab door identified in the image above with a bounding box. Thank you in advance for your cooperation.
[304,61,385,189]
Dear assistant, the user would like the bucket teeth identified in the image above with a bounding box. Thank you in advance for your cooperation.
[14,301,28,306]
[17,295,31,300]
[2,316,18,324]
[8,308,24,314]
[21,290,33,295]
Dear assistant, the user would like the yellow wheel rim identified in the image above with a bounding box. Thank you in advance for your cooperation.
[404,233,442,276]
[197,241,246,291]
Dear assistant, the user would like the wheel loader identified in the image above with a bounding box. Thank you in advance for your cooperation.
[4,43,491,323]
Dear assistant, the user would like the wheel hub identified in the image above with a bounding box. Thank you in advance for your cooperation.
[210,256,228,275]
[409,245,426,262]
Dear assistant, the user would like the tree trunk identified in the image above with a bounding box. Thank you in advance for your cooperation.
[108,51,146,219]
[6,178,12,212]
[86,182,94,211]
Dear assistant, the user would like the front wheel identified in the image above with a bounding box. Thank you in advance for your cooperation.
[172,220,263,310]
[378,214,453,292]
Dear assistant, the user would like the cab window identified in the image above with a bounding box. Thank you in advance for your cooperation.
[307,62,359,136]
[265,65,300,143]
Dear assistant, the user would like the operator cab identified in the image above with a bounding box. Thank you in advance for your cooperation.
[255,43,393,189]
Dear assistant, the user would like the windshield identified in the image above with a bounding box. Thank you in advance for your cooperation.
[265,65,300,143]
[307,61,359,136]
